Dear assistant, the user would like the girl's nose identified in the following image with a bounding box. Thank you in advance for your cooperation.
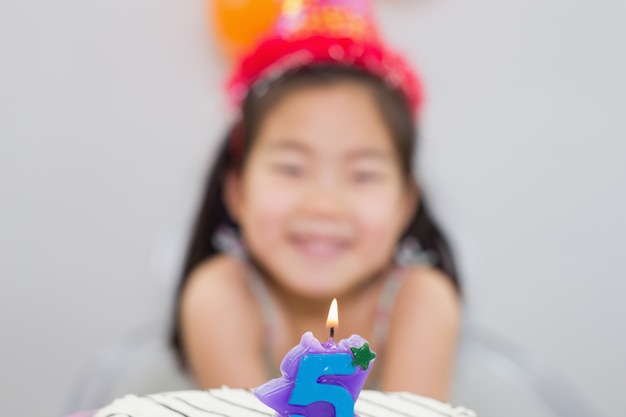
[301,174,345,218]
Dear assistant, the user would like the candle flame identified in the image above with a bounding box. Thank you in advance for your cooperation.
[326,298,339,329]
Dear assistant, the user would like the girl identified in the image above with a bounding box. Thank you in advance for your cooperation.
[171,1,461,402]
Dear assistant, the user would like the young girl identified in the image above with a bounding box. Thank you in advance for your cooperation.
[171,0,461,402]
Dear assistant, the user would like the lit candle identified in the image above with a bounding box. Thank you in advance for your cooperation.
[254,298,376,417]
[327,298,338,339]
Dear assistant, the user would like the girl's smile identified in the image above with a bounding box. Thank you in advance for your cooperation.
[289,233,351,259]
[288,217,354,259]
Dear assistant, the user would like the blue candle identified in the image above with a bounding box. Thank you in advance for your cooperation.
[254,299,376,417]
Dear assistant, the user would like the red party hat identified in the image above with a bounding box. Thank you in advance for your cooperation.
[227,0,423,115]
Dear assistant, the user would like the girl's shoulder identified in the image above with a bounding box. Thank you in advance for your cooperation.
[391,265,461,324]
[179,255,267,386]
[185,255,247,293]
[380,266,461,396]
[180,254,262,330]
[398,265,459,298]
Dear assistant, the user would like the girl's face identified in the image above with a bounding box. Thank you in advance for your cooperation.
[228,82,416,300]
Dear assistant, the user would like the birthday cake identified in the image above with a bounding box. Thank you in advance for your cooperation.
[91,311,476,417]
[91,309,477,417]
[94,387,476,417]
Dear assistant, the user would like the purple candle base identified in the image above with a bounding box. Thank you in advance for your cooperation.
[254,332,376,417]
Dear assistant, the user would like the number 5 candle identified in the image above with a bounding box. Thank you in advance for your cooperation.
[254,299,376,417]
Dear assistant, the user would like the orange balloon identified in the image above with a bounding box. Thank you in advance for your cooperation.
[212,0,281,57]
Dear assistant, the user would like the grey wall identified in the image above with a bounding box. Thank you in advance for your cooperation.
[1,1,624,416]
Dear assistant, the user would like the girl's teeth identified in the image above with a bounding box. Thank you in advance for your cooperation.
[298,240,343,257]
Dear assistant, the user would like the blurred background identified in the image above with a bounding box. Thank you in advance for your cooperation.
[1,0,624,416]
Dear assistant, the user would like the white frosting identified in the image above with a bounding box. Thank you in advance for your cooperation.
[94,387,477,417]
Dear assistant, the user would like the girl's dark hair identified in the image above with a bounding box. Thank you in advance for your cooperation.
[170,65,460,368]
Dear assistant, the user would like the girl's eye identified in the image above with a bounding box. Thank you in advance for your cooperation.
[352,171,383,183]
[274,163,304,177]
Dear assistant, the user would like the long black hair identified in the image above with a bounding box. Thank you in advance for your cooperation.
[170,65,460,367]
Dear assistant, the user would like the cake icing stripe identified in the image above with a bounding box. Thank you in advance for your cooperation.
[215,388,275,414]
[394,392,454,413]
[356,393,451,417]
[145,396,191,417]
[394,392,476,417]
[205,389,274,416]
[357,395,423,417]
[164,389,274,417]
[167,395,232,417]
[388,394,453,417]
[154,392,248,417]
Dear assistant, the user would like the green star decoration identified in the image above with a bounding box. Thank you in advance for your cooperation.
[350,343,376,370]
